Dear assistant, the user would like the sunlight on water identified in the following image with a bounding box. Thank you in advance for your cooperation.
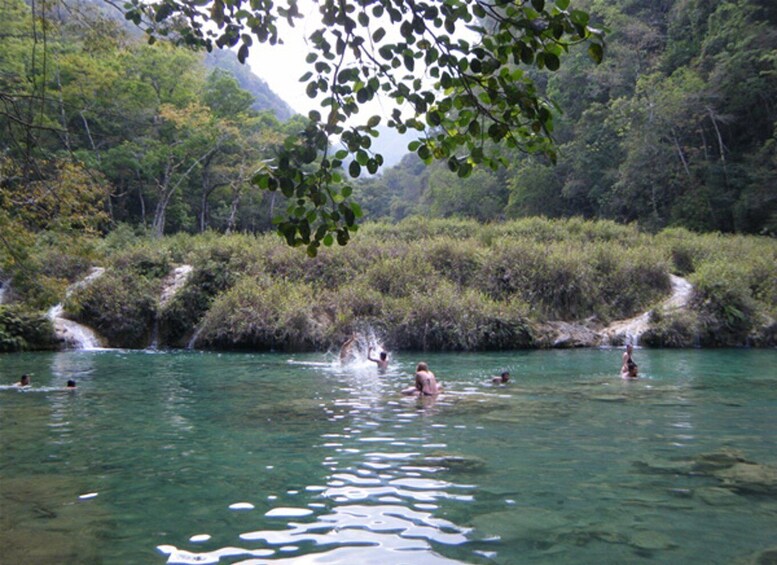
[0,349,776,564]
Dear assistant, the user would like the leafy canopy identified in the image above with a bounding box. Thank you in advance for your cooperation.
[124,0,605,255]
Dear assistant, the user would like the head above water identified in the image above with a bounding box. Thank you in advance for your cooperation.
[20,374,30,386]
[379,352,387,361]
[626,343,633,353]
[501,371,510,383]
[416,362,429,372]
[66,380,76,388]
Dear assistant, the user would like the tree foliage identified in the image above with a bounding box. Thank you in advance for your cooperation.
[359,0,777,236]
[123,0,605,254]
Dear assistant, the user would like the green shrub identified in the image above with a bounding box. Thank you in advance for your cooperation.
[598,245,671,319]
[361,253,440,298]
[641,310,700,348]
[0,306,57,352]
[386,282,533,350]
[421,238,484,288]
[315,281,389,341]
[196,276,325,351]
[359,216,480,242]
[67,271,159,348]
[110,242,171,279]
[691,260,757,346]
[158,239,262,346]
[480,241,600,319]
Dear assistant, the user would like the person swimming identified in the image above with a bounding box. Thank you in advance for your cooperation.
[367,347,389,371]
[66,380,76,389]
[13,374,31,387]
[492,371,510,384]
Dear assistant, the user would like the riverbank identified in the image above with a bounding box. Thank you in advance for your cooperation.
[1,218,775,351]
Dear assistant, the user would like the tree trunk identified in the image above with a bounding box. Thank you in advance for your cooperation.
[226,186,241,234]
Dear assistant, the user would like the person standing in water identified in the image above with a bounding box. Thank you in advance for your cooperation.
[402,362,442,396]
[367,347,389,371]
[621,344,638,379]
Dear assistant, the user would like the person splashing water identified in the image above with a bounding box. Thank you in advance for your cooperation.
[339,331,388,369]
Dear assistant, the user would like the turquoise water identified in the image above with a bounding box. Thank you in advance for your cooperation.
[1,349,776,564]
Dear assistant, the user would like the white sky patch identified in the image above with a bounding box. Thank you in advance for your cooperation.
[246,0,475,119]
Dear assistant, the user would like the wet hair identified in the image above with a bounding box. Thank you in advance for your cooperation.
[416,362,428,372]
[380,352,387,360]
[20,374,30,384]
[67,380,76,388]
[501,371,510,381]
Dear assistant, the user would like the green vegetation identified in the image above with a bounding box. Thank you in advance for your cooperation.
[4,218,773,351]
[0,306,56,352]
[355,0,777,236]
[1,1,775,352]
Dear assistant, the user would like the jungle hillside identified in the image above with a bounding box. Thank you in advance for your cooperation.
[1,0,775,352]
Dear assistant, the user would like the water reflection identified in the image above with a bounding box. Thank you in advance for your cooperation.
[2,349,776,564]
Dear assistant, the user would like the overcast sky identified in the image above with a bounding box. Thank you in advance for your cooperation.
[245,2,406,120]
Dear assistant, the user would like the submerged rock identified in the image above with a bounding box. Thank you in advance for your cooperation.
[471,508,568,542]
[635,449,777,496]
[714,463,777,495]
[735,546,777,565]
[696,486,742,506]
[629,530,676,551]
[412,451,487,474]
[691,449,749,473]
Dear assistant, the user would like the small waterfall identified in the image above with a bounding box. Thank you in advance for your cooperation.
[601,275,693,346]
[48,304,104,350]
[148,318,161,350]
[0,279,8,305]
[48,267,106,350]
[186,325,203,350]
[153,265,193,350]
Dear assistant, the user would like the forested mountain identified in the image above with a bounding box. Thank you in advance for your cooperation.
[204,50,294,121]
[356,0,777,235]
[1,0,774,253]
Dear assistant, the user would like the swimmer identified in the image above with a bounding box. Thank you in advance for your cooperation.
[492,371,510,384]
[13,374,31,387]
[402,362,442,396]
[66,380,76,389]
[621,344,638,379]
[367,347,389,371]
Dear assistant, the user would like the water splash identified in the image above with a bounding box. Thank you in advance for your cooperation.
[339,328,388,369]
[47,267,106,350]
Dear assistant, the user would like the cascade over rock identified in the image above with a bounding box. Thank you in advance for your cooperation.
[48,267,106,350]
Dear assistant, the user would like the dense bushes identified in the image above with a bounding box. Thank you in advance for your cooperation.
[0,306,56,352]
[195,277,325,351]
[66,271,160,348]
[8,217,775,351]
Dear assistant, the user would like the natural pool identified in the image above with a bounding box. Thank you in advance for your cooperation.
[1,348,776,564]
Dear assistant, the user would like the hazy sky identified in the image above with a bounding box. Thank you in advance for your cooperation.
[245,2,407,120]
